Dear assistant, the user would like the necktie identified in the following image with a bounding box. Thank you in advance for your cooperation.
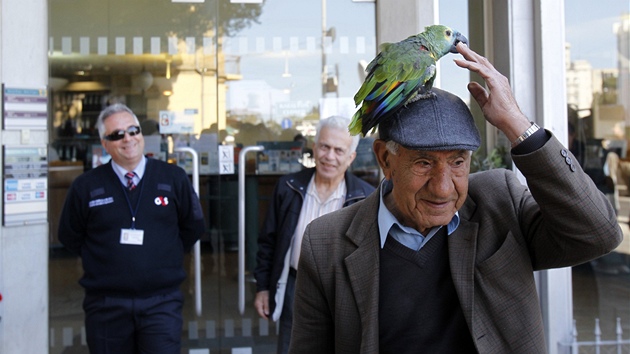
[125,172,136,191]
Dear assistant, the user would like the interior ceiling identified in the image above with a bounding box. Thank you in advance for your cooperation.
[49,54,179,79]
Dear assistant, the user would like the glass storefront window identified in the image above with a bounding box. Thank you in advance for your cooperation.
[47,0,630,351]
[225,1,376,144]
[565,2,630,345]
[48,0,376,166]
[48,1,376,353]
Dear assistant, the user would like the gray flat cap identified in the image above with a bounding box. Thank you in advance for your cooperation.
[379,88,481,151]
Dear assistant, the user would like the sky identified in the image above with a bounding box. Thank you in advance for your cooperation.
[565,0,630,68]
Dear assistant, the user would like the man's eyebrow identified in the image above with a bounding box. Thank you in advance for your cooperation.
[320,142,348,151]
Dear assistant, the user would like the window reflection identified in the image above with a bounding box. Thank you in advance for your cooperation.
[48,0,376,168]
[566,4,630,343]
[47,3,377,352]
[225,1,376,148]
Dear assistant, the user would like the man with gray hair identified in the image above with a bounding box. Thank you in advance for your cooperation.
[58,103,205,354]
[254,115,375,354]
[289,44,622,353]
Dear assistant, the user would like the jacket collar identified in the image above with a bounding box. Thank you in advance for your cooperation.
[286,167,371,202]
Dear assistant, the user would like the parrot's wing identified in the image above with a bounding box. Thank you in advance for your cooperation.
[350,38,437,136]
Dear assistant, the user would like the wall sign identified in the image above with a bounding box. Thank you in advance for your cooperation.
[3,146,48,226]
[2,85,48,130]
[158,109,196,134]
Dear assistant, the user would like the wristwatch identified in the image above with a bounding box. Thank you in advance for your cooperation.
[512,122,540,147]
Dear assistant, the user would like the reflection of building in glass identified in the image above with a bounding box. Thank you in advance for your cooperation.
[226,80,291,124]
[614,14,630,127]
[565,44,594,118]
[565,19,628,141]
[592,68,624,139]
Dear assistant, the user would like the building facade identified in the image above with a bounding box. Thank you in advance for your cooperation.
[3,0,622,353]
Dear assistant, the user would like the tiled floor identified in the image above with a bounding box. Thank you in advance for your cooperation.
[572,254,630,341]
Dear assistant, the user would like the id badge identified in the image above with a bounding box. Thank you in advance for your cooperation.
[120,229,144,245]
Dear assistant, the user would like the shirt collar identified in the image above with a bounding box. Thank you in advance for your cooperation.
[377,179,460,249]
[111,157,146,185]
[307,174,347,203]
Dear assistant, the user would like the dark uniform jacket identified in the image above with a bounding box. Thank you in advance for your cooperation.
[254,167,375,315]
[58,158,205,297]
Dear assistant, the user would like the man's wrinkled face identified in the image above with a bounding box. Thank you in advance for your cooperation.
[374,140,470,234]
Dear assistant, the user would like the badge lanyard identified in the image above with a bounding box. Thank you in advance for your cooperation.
[121,177,144,229]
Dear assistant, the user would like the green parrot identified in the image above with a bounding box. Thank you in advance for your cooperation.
[349,24,468,136]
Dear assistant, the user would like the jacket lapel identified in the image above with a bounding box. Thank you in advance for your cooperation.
[448,199,478,331]
[344,190,381,345]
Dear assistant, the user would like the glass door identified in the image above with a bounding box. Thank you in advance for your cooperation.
[48,0,376,352]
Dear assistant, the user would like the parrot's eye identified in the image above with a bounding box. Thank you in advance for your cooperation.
[446,30,452,36]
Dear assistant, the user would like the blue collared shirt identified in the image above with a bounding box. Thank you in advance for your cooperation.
[378,179,460,251]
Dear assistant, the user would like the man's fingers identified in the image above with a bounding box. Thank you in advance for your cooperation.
[456,42,480,61]
[256,304,269,319]
[467,82,488,108]
[254,291,270,319]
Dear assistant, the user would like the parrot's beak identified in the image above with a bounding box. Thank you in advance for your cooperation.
[450,33,469,53]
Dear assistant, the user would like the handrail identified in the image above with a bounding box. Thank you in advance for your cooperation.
[238,145,264,314]
[174,147,202,317]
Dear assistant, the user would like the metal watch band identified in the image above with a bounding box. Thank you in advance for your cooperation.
[512,122,540,147]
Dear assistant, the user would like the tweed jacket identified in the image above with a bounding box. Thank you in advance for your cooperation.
[289,134,623,354]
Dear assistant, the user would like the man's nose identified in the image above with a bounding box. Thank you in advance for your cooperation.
[429,167,453,197]
[122,131,133,141]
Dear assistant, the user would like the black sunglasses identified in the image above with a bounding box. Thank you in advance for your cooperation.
[103,126,142,141]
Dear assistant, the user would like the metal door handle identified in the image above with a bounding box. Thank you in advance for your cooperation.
[238,145,264,314]
[174,147,202,317]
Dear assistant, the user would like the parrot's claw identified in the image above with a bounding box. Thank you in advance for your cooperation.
[407,90,436,104]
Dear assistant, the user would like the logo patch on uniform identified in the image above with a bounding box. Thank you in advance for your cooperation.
[89,197,114,208]
[154,196,169,206]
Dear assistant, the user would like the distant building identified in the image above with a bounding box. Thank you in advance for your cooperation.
[565,44,594,118]
[565,12,629,140]
[614,14,630,125]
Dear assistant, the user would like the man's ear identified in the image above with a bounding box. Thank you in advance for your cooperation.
[373,139,391,177]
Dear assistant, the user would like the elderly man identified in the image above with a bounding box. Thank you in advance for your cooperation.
[288,44,622,353]
[58,104,205,354]
[254,115,376,354]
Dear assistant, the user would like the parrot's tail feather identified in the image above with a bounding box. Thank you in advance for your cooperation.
[348,112,363,136]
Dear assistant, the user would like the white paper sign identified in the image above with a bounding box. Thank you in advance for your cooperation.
[158,109,196,134]
[219,145,234,175]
